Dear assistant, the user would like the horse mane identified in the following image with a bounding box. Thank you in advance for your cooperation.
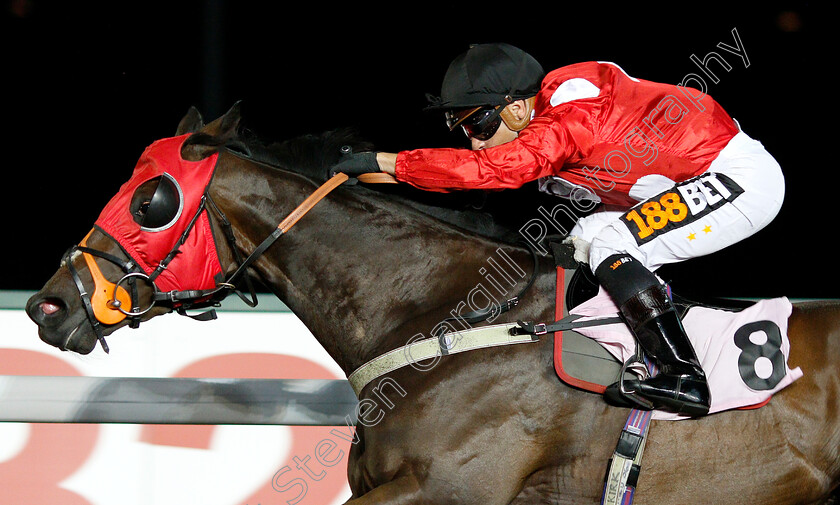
[232,127,577,245]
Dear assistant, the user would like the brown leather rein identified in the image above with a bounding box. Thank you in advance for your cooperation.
[222,171,397,287]
[278,172,396,233]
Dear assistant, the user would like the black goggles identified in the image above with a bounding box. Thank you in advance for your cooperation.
[445,106,504,141]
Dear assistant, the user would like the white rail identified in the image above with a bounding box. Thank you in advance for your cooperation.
[0,375,359,425]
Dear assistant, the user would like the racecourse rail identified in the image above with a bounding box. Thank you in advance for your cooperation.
[0,290,359,426]
[1,290,824,426]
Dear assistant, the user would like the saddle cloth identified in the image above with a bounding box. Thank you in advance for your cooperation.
[566,287,803,421]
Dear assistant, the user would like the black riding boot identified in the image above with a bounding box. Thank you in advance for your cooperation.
[595,254,711,416]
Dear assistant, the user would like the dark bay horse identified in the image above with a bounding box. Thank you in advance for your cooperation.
[26,105,840,504]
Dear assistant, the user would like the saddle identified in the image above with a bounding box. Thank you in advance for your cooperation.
[555,264,749,392]
[543,242,801,419]
[537,244,803,504]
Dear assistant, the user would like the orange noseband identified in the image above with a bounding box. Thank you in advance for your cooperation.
[79,231,132,325]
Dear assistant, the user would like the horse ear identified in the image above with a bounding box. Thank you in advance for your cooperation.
[180,101,243,161]
[217,101,242,138]
[176,106,205,135]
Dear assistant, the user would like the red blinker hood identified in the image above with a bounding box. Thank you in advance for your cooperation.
[94,134,224,294]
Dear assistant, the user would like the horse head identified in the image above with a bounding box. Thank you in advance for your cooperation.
[26,104,238,353]
[26,103,542,364]
[26,103,361,352]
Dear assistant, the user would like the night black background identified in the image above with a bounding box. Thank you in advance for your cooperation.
[3,1,833,299]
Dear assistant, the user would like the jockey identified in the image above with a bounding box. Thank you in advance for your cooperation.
[331,43,785,417]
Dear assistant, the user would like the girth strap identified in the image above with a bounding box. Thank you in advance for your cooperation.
[602,408,653,505]
[347,322,539,395]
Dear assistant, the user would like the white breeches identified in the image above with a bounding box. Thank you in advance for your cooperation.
[571,130,785,272]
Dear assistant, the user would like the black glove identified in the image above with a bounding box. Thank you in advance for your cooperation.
[330,149,381,177]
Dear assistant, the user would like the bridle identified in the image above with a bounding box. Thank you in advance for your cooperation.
[64,147,537,353]
[63,191,232,353]
[63,146,396,353]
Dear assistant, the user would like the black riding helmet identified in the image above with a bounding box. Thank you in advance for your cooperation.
[426,43,545,137]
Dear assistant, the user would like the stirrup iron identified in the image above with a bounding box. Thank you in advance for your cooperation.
[616,349,655,411]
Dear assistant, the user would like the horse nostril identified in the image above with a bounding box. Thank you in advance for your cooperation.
[28,296,67,325]
[40,301,61,315]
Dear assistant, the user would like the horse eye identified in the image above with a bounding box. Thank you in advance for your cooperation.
[135,200,151,217]
[129,174,183,231]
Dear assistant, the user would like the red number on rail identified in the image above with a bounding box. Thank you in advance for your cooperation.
[140,353,351,505]
[0,349,349,505]
[0,349,100,505]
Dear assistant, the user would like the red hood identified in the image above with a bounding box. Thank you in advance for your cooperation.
[94,134,223,293]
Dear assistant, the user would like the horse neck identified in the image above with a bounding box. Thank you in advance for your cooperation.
[211,157,534,375]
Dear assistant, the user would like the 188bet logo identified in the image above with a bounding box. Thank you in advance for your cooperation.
[622,172,744,244]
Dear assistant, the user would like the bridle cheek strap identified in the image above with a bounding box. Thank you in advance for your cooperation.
[64,244,111,354]
[65,230,145,353]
